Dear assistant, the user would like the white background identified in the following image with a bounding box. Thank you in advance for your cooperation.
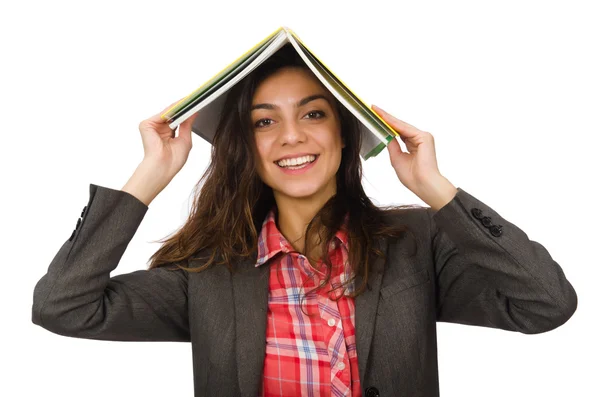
[2,0,597,396]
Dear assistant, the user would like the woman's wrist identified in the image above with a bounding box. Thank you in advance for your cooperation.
[121,160,173,206]
[417,174,458,212]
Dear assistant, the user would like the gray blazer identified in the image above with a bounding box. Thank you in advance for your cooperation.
[32,184,577,397]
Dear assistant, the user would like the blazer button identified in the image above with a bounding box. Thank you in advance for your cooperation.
[471,208,483,219]
[365,386,380,397]
[76,217,82,229]
[481,216,493,227]
[69,229,76,241]
[81,205,87,217]
[490,224,503,237]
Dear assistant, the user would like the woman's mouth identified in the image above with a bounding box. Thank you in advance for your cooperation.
[274,154,319,175]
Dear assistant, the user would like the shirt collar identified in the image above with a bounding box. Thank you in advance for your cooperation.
[255,205,349,267]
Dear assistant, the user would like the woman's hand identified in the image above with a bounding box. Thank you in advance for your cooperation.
[121,99,199,206]
[138,98,199,177]
[371,104,458,211]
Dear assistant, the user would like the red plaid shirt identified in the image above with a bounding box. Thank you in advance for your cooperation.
[256,206,361,397]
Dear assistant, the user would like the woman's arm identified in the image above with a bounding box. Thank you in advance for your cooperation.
[428,187,577,334]
[31,183,190,342]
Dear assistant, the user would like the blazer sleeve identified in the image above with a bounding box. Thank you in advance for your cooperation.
[31,183,190,342]
[427,187,577,334]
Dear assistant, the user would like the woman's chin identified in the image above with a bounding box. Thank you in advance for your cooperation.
[275,185,322,200]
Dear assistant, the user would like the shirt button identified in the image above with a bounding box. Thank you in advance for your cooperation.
[327,318,336,327]
[330,241,336,249]
[337,362,345,370]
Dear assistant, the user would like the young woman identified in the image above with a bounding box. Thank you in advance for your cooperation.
[32,44,577,397]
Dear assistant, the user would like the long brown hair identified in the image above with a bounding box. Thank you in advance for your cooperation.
[148,43,421,301]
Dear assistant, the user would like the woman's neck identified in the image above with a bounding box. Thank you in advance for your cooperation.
[273,187,335,260]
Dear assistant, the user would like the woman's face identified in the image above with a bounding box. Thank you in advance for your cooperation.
[251,66,345,202]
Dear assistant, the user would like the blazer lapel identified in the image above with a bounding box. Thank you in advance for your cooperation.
[354,235,388,387]
[232,254,270,397]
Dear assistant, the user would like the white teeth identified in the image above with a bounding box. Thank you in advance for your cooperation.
[276,155,316,168]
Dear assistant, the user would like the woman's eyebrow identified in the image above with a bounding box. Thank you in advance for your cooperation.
[250,94,331,111]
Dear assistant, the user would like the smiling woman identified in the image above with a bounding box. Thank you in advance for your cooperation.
[145,43,419,279]
[32,41,577,397]
[142,43,426,394]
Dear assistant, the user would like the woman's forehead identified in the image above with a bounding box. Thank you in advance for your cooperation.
[253,68,328,100]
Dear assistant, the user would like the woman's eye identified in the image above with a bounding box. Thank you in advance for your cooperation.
[254,118,273,128]
[305,110,325,119]
[254,111,325,129]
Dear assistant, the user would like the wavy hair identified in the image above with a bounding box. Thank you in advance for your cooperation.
[148,43,421,304]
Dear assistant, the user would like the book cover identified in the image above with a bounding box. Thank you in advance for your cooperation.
[161,26,398,160]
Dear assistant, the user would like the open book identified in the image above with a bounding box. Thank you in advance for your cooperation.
[160,26,399,160]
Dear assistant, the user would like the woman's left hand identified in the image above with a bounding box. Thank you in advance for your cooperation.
[371,104,458,211]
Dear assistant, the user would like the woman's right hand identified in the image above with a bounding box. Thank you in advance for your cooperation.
[137,98,200,178]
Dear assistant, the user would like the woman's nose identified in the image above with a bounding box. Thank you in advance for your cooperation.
[279,120,307,145]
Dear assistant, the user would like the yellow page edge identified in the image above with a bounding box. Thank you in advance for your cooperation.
[288,28,399,138]
[160,25,284,122]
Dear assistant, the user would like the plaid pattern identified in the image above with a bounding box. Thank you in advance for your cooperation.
[256,206,361,397]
